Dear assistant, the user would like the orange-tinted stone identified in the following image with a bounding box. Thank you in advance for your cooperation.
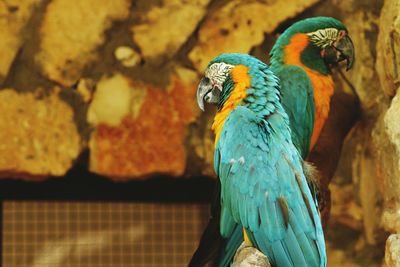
[90,74,198,179]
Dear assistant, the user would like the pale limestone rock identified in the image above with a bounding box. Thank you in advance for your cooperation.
[385,234,400,267]
[385,89,400,175]
[0,0,43,83]
[189,0,320,71]
[383,209,400,234]
[376,0,400,97]
[233,242,270,267]
[76,78,95,103]
[87,74,147,126]
[114,46,141,67]
[0,88,81,178]
[364,111,400,237]
[379,89,400,234]
[132,0,210,59]
[35,0,131,86]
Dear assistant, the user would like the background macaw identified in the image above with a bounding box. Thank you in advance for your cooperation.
[270,17,354,159]
[189,17,354,267]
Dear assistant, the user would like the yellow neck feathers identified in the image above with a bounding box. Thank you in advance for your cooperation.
[212,65,251,146]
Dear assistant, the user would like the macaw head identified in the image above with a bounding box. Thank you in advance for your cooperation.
[196,54,269,111]
[271,16,355,74]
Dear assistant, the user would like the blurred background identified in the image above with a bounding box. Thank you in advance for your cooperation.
[0,0,399,266]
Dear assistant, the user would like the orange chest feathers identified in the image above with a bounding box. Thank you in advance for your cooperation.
[284,33,334,150]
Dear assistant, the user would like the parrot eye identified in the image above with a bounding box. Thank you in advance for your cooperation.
[203,77,210,84]
[322,46,338,65]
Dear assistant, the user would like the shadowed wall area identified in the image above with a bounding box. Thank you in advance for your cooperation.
[0,0,399,266]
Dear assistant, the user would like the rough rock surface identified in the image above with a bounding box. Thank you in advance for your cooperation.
[386,234,400,267]
[89,68,199,179]
[0,0,43,84]
[352,0,399,262]
[114,46,141,68]
[132,0,210,60]
[233,242,271,267]
[0,88,81,178]
[376,0,400,97]
[35,0,131,86]
[379,90,400,236]
[189,0,320,71]
[87,73,146,126]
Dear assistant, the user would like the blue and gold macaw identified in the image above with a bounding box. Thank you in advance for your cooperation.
[189,17,354,267]
[196,53,326,266]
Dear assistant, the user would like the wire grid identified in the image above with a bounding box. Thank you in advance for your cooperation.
[2,201,209,267]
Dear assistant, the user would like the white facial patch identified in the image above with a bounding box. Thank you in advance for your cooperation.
[205,62,234,90]
[306,28,339,48]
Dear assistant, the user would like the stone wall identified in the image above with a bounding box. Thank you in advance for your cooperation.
[1,0,399,265]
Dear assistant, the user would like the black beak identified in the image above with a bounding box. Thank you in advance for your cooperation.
[336,35,355,70]
[196,78,221,111]
[323,35,355,71]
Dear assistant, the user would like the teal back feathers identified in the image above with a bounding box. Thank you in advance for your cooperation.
[212,54,326,266]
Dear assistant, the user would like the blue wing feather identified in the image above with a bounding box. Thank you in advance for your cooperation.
[215,105,326,267]
[274,65,315,159]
